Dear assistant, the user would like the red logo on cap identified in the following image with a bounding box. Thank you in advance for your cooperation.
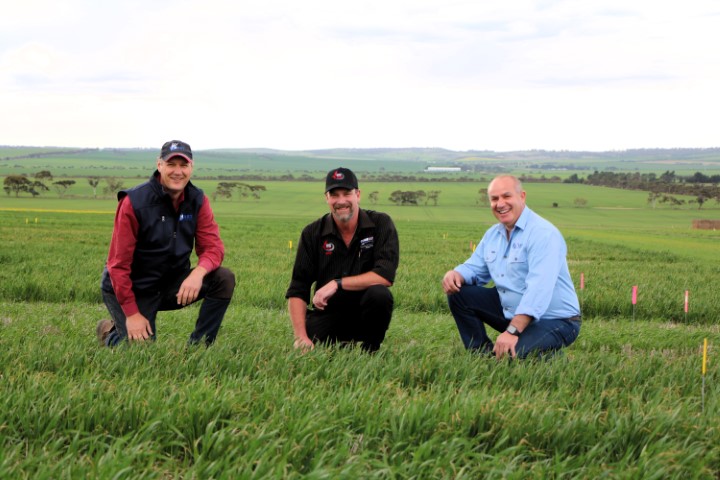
[332,171,345,180]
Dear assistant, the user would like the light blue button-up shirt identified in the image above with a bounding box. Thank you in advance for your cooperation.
[454,206,580,321]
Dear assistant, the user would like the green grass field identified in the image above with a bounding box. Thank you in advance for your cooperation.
[1,176,719,478]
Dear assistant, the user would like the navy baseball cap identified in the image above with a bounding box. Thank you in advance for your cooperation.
[325,167,358,192]
[160,140,193,163]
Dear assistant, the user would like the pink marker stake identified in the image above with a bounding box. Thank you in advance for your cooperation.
[580,273,585,290]
[632,285,638,321]
[684,290,689,321]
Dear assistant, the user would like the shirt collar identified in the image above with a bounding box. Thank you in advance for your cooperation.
[493,206,532,236]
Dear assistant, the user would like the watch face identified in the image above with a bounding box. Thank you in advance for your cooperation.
[506,325,518,335]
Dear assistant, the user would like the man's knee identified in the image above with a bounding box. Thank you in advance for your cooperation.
[209,267,235,299]
[361,285,394,309]
[447,285,469,311]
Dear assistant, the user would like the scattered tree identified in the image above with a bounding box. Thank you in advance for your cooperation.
[647,191,662,209]
[477,188,489,206]
[368,191,379,204]
[103,177,124,197]
[53,180,76,198]
[562,173,583,184]
[212,182,266,201]
[87,177,100,199]
[27,181,47,197]
[34,170,53,182]
[658,195,685,207]
[389,190,427,206]
[426,190,441,206]
[213,182,235,201]
[3,175,32,197]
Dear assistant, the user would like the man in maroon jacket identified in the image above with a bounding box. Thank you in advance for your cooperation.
[96,140,235,347]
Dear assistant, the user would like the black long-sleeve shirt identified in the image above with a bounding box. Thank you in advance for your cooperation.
[286,209,399,305]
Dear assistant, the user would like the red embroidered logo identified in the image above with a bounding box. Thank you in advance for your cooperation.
[332,171,344,180]
[323,240,335,255]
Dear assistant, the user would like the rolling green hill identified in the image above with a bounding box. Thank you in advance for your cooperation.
[2,146,720,178]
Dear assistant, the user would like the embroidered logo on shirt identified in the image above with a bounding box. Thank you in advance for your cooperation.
[323,240,335,255]
[179,214,193,222]
[360,236,374,250]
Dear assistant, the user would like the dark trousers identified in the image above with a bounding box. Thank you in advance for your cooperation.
[102,267,235,347]
[306,285,394,352]
[447,285,580,359]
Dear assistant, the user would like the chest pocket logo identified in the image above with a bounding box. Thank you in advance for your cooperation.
[360,236,374,250]
[323,240,335,255]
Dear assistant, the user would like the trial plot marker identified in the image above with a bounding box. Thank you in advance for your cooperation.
[632,285,638,321]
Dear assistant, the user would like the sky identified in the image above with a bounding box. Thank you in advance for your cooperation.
[1,0,719,152]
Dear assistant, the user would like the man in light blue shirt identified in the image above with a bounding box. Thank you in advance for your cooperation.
[442,175,581,359]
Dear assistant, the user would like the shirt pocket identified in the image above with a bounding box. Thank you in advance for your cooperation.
[508,251,528,282]
[484,251,498,263]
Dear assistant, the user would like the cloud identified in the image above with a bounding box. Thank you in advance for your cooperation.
[1,0,719,150]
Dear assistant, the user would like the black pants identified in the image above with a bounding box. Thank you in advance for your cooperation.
[305,285,394,352]
[102,267,235,346]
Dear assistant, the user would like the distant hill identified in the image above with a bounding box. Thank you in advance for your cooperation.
[2,146,720,178]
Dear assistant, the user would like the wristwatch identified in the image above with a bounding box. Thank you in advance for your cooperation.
[335,278,343,290]
[505,325,520,336]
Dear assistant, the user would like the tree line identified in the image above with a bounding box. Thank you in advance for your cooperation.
[3,171,123,199]
[562,170,720,209]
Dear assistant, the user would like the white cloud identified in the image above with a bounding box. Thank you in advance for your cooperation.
[1,0,719,150]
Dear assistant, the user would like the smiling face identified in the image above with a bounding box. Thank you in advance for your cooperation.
[488,176,526,231]
[326,188,360,224]
[157,156,193,196]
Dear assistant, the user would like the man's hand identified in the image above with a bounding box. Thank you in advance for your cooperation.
[493,331,518,359]
[293,336,315,352]
[126,313,153,342]
[177,268,206,306]
[312,280,338,310]
[442,270,464,295]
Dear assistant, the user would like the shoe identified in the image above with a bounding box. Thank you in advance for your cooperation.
[96,319,115,345]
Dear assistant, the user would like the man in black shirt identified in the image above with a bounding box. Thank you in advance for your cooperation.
[286,167,400,352]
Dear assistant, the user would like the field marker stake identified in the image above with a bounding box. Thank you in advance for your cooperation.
[632,285,637,321]
[288,240,292,250]
[702,338,707,413]
[684,290,689,323]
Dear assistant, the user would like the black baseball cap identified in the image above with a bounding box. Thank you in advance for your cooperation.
[325,167,358,192]
[160,140,193,164]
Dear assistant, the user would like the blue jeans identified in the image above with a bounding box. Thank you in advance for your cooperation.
[447,285,580,359]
